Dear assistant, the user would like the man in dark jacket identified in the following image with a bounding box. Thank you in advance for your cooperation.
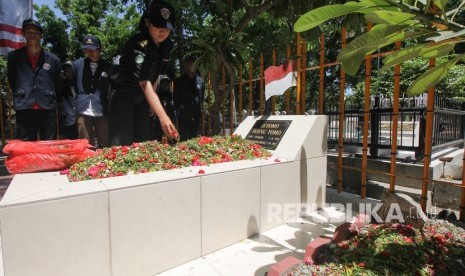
[173,57,205,141]
[73,35,111,148]
[7,19,62,141]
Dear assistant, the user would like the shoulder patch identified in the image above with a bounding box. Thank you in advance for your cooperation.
[138,40,148,48]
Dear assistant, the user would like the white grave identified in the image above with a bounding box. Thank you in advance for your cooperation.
[0,115,327,276]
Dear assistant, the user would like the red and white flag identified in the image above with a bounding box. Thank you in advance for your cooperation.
[264,60,297,101]
[0,0,32,55]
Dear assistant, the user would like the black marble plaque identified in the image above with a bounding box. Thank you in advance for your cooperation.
[245,120,291,150]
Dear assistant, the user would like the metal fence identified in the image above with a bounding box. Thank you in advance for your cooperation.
[326,94,465,160]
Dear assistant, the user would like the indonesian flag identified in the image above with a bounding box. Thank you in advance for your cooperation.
[264,60,297,101]
[0,0,32,55]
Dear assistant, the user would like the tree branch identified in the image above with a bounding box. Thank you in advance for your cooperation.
[234,0,281,33]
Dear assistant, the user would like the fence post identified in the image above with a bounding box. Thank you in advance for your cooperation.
[462,105,465,209]
[337,27,346,193]
[461,145,465,221]
[286,45,291,114]
[271,49,276,115]
[222,65,226,135]
[296,33,301,115]
[207,73,212,136]
[361,22,373,199]
[390,41,401,193]
[421,58,436,212]
[416,111,426,160]
[318,34,325,114]
[239,65,243,123]
[301,39,307,115]
[248,59,253,115]
[260,52,264,115]
[370,96,380,158]
[229,82,234,133]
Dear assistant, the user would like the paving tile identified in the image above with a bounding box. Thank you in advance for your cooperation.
[261,219,324,255]
[156,257,220,276]
[203,234,301,276]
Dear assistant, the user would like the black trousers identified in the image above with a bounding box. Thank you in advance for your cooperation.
[109,94,151,146]
[177,114,200,141]
[15,109,57,141]
[60,123,78,140]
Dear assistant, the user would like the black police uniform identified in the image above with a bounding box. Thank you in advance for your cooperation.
[109,31,173,146]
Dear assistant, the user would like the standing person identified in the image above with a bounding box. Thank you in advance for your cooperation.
[60,62,78,139]
[73,35,111,148]
[7,19,62,141]
[173,57,205,141]
[109,0,177,146]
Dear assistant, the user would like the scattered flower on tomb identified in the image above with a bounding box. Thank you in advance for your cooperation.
[63,135,271,182]
[286,220,465,275]
[171,130,179,140]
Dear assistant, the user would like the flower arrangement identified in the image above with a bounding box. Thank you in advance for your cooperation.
[62,135,271,182]
[287,220,465,275]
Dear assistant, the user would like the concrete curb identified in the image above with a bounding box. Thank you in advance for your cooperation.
[267,256,301,276]
[267,214,370,275]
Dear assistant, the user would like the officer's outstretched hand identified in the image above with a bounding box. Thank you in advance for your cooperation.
[160,117,179,140]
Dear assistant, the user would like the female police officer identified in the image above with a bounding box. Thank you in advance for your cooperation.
[109,0,177,146]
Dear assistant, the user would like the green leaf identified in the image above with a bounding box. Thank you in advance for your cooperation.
[341,24,406,56]
[346,0,402,12]
[380,43,455,71]
[294,5,363,32]
[407,56,462,96]
[431,0,447,15]
[338,24,406,75]
[421,43,455,58]
[358,0,394,6]
[382,45,425,71]
[364,10,416,25]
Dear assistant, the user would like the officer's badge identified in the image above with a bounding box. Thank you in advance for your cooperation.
[43,63,50,70]
[135,54,144,64]
[161,8,170,19]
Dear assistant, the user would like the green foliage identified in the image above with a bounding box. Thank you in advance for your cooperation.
[29,0,140,61]
[53,0,140,60]
[352,56,465,101]
[97,4,140,61]
[0,56,7,91]
[294,0,465,96]
[33,4,70,61]
[242,12,294,62]
[295,5,364,32]
[436,63,465,99]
